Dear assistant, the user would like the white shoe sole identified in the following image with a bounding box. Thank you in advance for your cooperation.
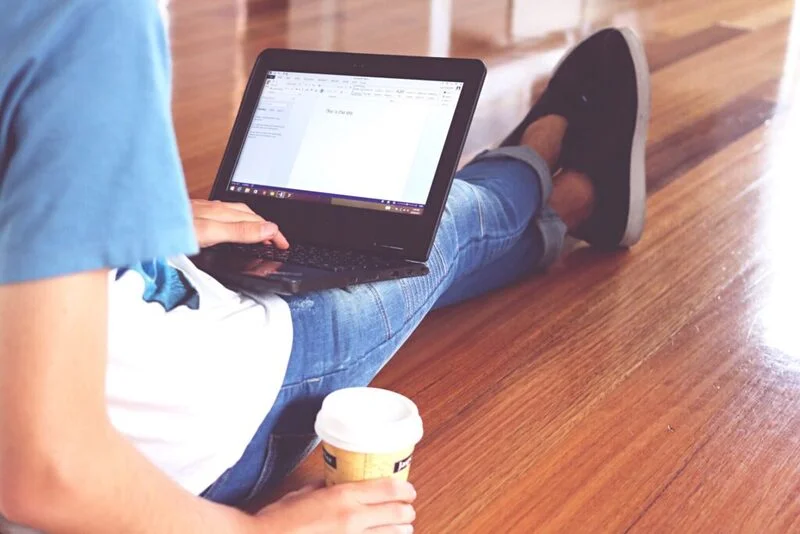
[618,27,650,247]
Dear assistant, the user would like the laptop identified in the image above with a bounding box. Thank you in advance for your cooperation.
[192,49,486,294]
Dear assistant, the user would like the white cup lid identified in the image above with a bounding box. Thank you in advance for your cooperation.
[315,387,424,454]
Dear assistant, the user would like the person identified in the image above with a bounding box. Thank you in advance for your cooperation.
[0,1,649,532]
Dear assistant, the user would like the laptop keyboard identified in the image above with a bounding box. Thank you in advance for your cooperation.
[221,243,412,273]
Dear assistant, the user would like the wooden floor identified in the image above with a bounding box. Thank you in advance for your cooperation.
[168,0,800,531]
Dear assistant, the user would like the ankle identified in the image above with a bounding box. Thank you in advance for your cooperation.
[549,170,595,232]
[520,115,568,172]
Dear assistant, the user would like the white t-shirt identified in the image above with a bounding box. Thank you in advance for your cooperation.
[107,256,292,495]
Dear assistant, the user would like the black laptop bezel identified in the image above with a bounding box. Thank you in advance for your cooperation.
[209,49,486,262]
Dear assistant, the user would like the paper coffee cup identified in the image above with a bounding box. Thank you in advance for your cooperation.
[315,387,423,486]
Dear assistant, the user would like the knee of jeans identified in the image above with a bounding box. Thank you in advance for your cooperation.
[445,179,533,240]
[443,180,473,215]
[444,180,487,225]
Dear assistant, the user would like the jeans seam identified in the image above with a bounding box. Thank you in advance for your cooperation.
[399,275,412,318]
[433,241,443,267]
[280,363,351,389]
[431,241,445,281]
[281,371,342,389]
[366,283,393,340]
[533,206,567,269]
[474,183,486,236]
[244,433,276,504]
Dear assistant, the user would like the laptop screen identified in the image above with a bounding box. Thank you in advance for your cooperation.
[227,71,464,216]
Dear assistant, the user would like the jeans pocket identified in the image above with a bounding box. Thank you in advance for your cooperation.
[245,432,321,505]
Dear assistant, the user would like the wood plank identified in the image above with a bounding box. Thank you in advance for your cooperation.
[646,24,748,72]
[629,115,800,532]
[649,19,791,144]
[633,0,789,37]
[721,0,797,30]
[646,92,775,193]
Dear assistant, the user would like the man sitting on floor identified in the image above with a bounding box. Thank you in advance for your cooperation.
[0,2,649,533]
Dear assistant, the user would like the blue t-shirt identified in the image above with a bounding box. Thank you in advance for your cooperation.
[0,0,198,301]
[0,2,296,495]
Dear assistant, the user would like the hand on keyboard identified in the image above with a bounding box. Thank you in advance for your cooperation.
[191,199,290,249]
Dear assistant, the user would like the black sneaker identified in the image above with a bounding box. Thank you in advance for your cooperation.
[500,28,620,148]
[562,28,651,248]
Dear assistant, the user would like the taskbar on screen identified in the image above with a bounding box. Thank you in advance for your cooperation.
[228,182,425,215]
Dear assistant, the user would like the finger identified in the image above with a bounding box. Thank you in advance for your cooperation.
[191,199,255,215]
[254,222,289,249]
[193,205,265,224]
[221,202,259,215]
[366,525,414,534]
[359,503,416,529]
[191,199,238,214]
[270,228,290,250]
[338,479,417,505]
[195,219,281,247]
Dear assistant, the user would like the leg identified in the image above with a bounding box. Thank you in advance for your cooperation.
[202,116,573,508]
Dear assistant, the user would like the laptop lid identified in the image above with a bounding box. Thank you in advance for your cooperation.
[210,49,486,261]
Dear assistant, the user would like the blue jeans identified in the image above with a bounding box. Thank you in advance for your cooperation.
[202,146,567,507]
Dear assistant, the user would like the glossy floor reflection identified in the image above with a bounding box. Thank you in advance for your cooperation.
[168,0,800,531]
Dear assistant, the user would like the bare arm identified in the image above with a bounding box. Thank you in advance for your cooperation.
[0,271,417,534]
[0,271,258,533]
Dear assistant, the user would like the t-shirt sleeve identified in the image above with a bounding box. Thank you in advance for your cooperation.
[0,0,198,284]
